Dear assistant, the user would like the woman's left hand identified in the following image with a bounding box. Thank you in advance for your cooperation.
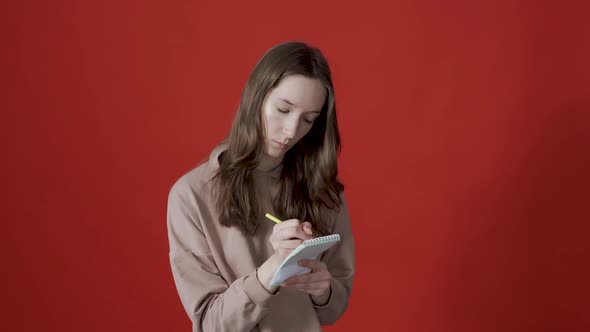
[282,259,332,305]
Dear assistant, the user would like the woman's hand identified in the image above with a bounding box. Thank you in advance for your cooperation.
[269,219,313,259]
[257,219,313,293]
[282,259,332,306]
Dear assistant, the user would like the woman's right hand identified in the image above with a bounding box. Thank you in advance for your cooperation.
[257,219,314,293]
[269,219,314,259]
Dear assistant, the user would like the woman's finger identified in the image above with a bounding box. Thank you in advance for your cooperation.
[284,270,331,285]
[298,259,328,272]
[275,225,312,241]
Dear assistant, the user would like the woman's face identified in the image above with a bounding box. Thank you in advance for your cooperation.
[261,75,326,161]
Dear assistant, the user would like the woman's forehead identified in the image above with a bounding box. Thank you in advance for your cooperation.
[269,75,326,112]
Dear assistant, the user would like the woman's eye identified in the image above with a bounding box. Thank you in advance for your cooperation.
[277,108,289,114]
[303,118,314,124]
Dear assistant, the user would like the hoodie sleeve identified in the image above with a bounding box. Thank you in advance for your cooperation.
[312,194,355,325]
[167,179,280,332]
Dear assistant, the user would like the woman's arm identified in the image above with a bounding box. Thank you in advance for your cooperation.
[167,181,278,332]
[311,194,356,325]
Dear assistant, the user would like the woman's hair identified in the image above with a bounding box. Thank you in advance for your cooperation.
[212,41,343,236]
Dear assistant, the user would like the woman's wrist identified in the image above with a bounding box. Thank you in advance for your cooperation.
[256,254,283,294]
[311,284,332,306]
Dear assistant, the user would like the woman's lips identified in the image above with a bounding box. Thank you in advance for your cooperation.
[273,140,289,150]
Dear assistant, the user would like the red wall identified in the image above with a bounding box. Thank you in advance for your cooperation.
[4,0,589,331]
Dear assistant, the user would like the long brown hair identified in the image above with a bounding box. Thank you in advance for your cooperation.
[212,41,343,236]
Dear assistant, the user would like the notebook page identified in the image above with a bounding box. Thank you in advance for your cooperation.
[270,234,340,287]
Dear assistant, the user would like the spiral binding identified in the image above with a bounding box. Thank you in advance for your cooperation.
[303,234,340,246]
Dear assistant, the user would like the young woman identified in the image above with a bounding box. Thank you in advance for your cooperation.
[167,41,355,332]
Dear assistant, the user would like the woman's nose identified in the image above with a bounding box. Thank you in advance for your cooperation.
[282,117,299,139]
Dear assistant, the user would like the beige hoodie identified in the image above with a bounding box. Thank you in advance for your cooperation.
[167,144,355,332]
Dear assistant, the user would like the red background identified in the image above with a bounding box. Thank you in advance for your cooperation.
[4,0,590,331]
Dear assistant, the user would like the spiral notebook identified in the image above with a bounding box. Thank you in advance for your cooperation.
[270,234,341,287]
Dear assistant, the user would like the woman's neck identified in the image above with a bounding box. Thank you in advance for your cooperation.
[257,154,283,173]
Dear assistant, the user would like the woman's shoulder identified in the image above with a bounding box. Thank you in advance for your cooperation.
[169,142,227,197]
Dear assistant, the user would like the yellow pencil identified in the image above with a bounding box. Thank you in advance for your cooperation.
[265,213,282,224]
